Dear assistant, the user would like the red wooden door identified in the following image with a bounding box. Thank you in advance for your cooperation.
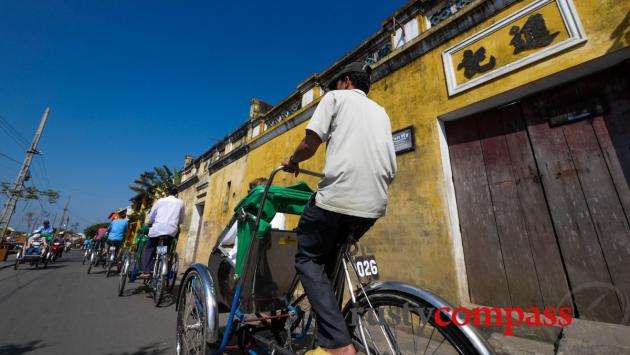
[446,63,630,322]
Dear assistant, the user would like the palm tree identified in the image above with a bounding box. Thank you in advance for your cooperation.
[129,171,157,210]
[128,165,182,210]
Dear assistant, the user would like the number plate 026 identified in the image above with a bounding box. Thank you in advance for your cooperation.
[157,246,168,255]
[354,255,379,281]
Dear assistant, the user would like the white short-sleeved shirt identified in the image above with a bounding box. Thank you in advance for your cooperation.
[306,89,397,218]
[148,195,185,238]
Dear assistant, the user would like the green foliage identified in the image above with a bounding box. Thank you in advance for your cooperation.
[128,211,145,224]
[128,165,182,209]
[0,182,59,203]
[83,222,109,238]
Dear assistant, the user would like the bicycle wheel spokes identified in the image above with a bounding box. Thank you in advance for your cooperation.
[352,302,459,355]
[179,273,206,354]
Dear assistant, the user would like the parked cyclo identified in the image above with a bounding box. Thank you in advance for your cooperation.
[176,166,492,355]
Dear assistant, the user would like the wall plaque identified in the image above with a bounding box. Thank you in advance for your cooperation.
[393,126,415,154]
[442,0,586,96]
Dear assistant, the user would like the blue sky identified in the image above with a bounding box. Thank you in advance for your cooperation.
[0,0,406,232]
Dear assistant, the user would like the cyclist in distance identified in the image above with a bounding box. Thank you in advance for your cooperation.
[139,185,184,279]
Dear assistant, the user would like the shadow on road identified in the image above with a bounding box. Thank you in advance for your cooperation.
[0,274,46,305]
[157,283,180,308]
[41,264,68,270]
[122,283,152,297]
[105,341,169,355]
[0,339,47,354]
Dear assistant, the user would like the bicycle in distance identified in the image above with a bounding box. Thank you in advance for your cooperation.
[175,166,492,355]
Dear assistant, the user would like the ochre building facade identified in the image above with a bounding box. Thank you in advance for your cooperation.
[176,0,630,323]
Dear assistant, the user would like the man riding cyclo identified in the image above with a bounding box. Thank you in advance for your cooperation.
[106,212,128,260]
[23,230,49,257]
[139,185,184,279]
[282,62,397,355]
[37,220,55,245]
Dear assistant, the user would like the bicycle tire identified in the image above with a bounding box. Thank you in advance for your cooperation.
[167,252,179,294]
[82,250,89,265]
[153,257,165,307]
[87,252,95,274]
[14,252,20,270]
[343,290,480,355]
[118,255,130,297]
[106,253,114,277]
[176,269,217,355]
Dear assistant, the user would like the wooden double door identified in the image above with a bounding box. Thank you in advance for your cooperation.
[446,63,630,323]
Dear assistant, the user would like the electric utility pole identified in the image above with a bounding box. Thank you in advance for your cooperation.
[58,196,71,231]
[0,107,50,238]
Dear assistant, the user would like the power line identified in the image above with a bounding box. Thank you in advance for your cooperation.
[0,116,30,144]
[0,152,22,165]
[0,114,30,147]
[37,157,52,188]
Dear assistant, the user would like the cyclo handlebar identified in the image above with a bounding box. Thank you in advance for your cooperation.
[253,165,324,228]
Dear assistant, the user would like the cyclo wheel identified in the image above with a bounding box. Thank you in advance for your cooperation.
[166,252,179,294]
[106,251,114,278]
[176,269,216,355]
[343,290,480,355]
[14,251,20,270]
[153,257,166,307]
[118,252,130,297]
[87,252,95,274]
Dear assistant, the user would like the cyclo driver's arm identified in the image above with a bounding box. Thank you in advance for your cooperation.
[283,92,333,174]
[283,130,322,174]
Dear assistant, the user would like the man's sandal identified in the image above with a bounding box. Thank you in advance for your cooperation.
[305,347,332,355]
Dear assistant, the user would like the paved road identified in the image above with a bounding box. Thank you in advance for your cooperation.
[0,250,177,355]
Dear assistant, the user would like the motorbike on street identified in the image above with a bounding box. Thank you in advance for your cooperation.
[48,240,64,263]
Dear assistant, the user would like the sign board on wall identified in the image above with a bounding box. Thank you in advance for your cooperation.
[442,0,586,96]
[393,126,415,154]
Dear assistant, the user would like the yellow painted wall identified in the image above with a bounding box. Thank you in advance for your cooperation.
[194,156,250,264]
[175,183,198,267]
[185,0,630,305]
[365,0,630,304]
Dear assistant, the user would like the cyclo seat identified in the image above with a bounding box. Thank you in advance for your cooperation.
[208,181,313,314]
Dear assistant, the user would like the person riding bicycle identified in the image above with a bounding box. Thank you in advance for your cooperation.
[93,226,108,254]
[282,62,397,355]
[133,223,150,264]
[139,185,185,279]
[106,212,128,257]
[24,230,48,257]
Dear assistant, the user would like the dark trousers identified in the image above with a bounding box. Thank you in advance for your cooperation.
[295,197,376,349]
[141,236,173,273]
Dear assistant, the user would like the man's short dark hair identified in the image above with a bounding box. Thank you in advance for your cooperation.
[167,185,178,195]
[348,71,371,94]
